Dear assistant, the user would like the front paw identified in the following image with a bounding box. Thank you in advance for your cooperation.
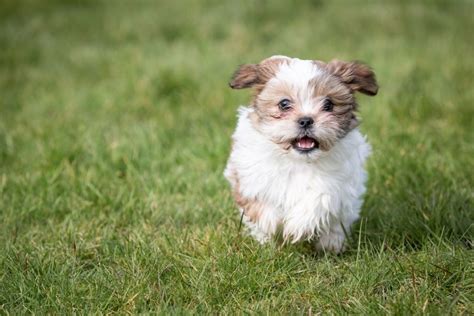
[315,233,346,254]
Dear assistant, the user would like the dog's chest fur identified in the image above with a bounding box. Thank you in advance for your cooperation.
[224,107,371,242]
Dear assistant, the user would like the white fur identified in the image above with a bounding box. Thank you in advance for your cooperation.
[268,58,324,114]
[224,107,371,253]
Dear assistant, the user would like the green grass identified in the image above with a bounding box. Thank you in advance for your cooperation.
[1,0,473,314]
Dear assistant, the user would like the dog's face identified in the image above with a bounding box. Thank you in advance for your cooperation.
[229,56,378,158]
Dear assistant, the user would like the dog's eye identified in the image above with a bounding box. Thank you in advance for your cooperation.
[278,99,292,111]
[322,98,334,112]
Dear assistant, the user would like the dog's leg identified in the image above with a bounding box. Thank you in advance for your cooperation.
[315,227,347,254]
[314,216,356,254]
[240,203,281,244]
[241,210,271,244]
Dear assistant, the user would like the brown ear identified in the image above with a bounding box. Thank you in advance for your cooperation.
[326,60,378,96]
[229,64,259,89]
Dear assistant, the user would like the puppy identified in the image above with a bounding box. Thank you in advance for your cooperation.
[224,55,378,253]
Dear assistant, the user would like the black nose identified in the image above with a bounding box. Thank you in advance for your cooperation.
[298,117,314,128]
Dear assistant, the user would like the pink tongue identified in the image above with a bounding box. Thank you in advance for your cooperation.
[298,137,315,149]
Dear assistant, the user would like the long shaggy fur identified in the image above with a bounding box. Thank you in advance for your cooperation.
[224,56,378,253]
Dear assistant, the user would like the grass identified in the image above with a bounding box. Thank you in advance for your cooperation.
[0,0,473,314]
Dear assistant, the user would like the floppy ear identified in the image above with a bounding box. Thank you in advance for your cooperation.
[229,64,259,89]
[326,60,378,96]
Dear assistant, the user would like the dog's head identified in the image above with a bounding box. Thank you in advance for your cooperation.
[229,55,378,158]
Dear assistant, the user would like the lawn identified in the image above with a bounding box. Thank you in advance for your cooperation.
[0,0,473,314]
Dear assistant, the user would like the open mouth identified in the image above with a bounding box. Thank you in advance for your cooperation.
[292,136,319,152]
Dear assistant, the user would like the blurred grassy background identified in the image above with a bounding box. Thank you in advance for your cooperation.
[0,0,473,314]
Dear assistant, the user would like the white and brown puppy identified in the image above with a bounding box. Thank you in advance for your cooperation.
[224,55,378,253]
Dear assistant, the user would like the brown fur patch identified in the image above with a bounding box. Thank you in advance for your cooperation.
[228,169,264,222]
[229,64,259,89]
[229,57,288,96]
[254,79,295,120]
[325,60,378,96]
[310,74,353,106]
[310,73,358,140]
